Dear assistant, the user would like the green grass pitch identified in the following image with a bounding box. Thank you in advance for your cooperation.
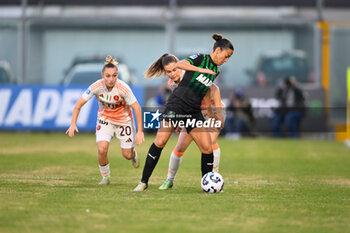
[0,132,349,233]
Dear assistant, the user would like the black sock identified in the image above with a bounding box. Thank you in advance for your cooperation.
[141,143,163,184]
[201,153,214,177]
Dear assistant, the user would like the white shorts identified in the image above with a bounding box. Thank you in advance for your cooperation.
[95,119,136,149]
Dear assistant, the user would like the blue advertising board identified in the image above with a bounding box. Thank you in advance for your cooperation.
[0,85,143,131]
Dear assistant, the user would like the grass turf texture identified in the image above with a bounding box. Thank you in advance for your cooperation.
[0,132,349,233]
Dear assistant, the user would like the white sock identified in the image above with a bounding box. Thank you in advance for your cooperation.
[167,152,183,181]
[213,147,220,172]
[99,163,110,178]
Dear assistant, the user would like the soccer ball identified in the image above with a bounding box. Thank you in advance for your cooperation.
[201,172,224,193]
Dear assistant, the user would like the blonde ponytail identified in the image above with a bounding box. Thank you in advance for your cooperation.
[102,55,118,72]
[105,55,118,66]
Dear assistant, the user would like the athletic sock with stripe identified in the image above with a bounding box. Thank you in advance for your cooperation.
[99,163,110,179]
[141,143,163,184]
[167,151,183,181]
[201,153,214,177]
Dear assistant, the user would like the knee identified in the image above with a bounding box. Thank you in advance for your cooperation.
[98,146,108,157]
[154,138,167,148]
[201,144,213,154]
[175,142,186,152]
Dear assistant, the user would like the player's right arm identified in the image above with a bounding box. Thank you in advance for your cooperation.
[66,81,99,137]
[65,97,87,137]
[177,59,216,75]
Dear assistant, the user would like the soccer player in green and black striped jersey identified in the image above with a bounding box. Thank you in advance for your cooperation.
[134,33,233,192]
[168,53,221,112]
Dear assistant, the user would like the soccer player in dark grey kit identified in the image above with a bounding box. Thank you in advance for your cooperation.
[134,33,234,191]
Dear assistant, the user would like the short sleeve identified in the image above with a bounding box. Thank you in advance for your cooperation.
[81,80,102,101]
[185,54,204,67]
[118,80,137,105]
[124,89,137,106]
[81,86,94,101]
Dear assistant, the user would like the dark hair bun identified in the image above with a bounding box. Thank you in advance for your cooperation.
[212,33,223,41]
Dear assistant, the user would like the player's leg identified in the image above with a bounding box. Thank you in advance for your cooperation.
[189,126,213,177]
[134,121,175,191]
[97,140,111,184]
[168,129,193,180]
[96,122,114,185]
[159,129,193,190]
[210,128,221,172]
[116,123,139,168]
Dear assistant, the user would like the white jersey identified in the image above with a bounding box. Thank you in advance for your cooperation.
[82,79,137,125]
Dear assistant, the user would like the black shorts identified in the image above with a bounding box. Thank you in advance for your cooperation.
[161,104,205,133]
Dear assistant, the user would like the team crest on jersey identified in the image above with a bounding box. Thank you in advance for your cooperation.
[97,125,101,131]
[114,95,119,101]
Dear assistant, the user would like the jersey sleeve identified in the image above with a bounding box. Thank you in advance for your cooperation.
[185,54,204,67]
[119,81,137,105]
[81,84,96,101]
[82,79,103,101]
[124,89,137,105]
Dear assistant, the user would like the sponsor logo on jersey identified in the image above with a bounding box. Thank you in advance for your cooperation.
[97,125,101,131]
[196,74,213,87]
[98,119,108,125]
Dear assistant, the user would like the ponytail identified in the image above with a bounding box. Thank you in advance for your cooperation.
[145,53,179,79]
[102,55,118,72]
[212,33,234,52]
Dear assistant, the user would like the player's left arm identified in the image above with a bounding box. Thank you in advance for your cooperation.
[130,101,144,145]
[211,84,224,128]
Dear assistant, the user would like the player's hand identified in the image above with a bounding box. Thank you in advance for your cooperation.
[136,131,144,145]
[214,114,225,129]
[175,126,182,134]
[65,125,78,137]
[201,68,216,75]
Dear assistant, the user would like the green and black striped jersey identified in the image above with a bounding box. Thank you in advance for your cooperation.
[167,54,220,111]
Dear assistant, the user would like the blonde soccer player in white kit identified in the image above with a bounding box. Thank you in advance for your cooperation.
[66,56,144,185]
